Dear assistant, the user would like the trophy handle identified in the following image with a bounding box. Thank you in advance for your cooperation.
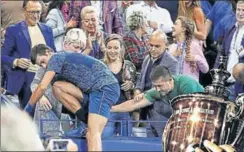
[225,94,244,147]
[226,94,244,120]
[234,94,244,119]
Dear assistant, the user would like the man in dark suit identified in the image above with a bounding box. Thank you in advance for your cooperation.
[214,0,244,101]
[1,0,56,109]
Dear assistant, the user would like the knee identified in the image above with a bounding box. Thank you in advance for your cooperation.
[52,81,64,97]
[86,129,102,140]
[87,124,104,136]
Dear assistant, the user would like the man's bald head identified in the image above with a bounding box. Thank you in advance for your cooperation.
[150,30,168,44]
[148,30,168,59]
[233,63,244,84]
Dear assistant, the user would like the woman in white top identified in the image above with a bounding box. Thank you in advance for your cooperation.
[45,0,77,52]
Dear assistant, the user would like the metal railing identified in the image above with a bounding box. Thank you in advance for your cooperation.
[39,119,168,139]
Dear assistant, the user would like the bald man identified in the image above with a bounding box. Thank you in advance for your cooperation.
[233,63,244,84]
[233,63,244,97]
[134,30,179,137]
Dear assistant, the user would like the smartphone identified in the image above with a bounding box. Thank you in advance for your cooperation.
[49,139,72,151]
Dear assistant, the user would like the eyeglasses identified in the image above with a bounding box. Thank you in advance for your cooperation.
[26,10,42,16]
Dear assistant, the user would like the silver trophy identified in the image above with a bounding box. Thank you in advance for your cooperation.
[163,52,244,152]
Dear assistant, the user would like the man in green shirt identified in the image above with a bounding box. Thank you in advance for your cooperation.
[111,65,204,137]
[111,65,204,113]
[112,65,235,152]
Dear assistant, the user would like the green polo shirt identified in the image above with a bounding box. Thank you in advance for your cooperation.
[144,75,204,103]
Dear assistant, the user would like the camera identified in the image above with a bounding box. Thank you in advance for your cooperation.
[49,139,72,151]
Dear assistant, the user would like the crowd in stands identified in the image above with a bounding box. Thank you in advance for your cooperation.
[1,0,244,151]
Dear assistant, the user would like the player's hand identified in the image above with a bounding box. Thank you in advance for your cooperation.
[39,96,52,111]
[133,93,144,103]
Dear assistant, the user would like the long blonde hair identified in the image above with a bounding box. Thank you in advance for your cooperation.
[178,0,201,21]
[177,16,196,71]
[103,34,125,65]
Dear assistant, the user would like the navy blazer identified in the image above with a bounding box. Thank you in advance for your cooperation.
[215,24,244,68]
[214,24,244,98]
[1,21,56,94]
[136,51,179,91]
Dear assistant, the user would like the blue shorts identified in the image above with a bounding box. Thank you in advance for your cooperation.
[89,83,120,118]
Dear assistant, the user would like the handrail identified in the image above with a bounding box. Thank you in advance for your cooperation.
[39,119,168,138]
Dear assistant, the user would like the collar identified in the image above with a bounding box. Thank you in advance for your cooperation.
[25,21,40,28]
[140,1,159,9]
[132,31,142,41]
[235,22,244,29]
[150,50,166,63]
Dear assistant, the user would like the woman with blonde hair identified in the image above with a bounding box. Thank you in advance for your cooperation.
[169,16,209,81]
[178,0,205,41]
[102,34,136,137]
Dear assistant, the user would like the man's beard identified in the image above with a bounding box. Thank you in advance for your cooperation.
[159,91,169,97]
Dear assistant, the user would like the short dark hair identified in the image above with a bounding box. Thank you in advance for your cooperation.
[31,44,52,64]
[23,0,41,9]
[47,0,65,14]
[23,0,29,8]
[150,65,172,82]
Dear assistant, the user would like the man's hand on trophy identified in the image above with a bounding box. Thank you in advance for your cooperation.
[195,140,236,152]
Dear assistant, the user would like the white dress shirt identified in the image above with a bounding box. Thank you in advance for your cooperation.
[126,1,173,34]
[227,23,244,83]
